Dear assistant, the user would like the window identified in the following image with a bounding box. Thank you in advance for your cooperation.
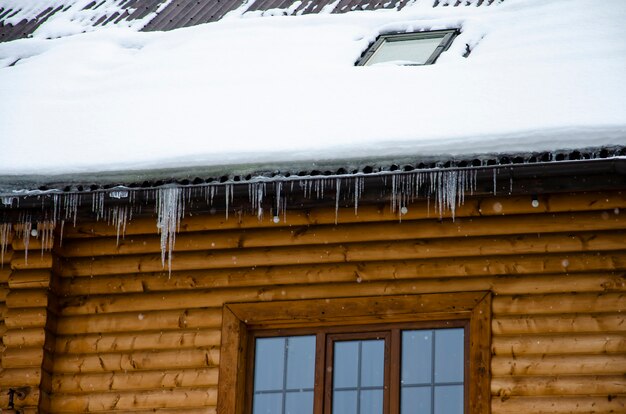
[218,292,490,414]
[357,30,457,66]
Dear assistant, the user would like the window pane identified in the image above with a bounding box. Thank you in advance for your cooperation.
[333,390,357,414]
[254,337,285,391]
[361,340,384,387]
[401,386,431,414]
[434,385,463,414]
[333,339,384,414]
[401,330,432,385]
[434,329,464,383]
[253,335,315,414]
[286,336,316,389]
[285,391,313,414]
[367,37,444,66]
[360,389,383,414]
[401,328,464,414]
[333,341,359,388]
[253,392,282,414]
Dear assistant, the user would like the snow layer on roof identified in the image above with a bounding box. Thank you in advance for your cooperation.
[0,0,625,176]
[0,0,157,39]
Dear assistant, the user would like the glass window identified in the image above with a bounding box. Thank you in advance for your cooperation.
[249,326,464,414]
[332,339,385,414]
[357,30,457,66]
[401,328,464,414]
[252,335,316,414]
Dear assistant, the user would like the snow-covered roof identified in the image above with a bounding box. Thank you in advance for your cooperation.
[0,0,625,192]
[0,0,503,43]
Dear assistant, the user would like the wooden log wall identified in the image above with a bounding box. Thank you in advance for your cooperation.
[0,232,57,413]
[1,190,626,413]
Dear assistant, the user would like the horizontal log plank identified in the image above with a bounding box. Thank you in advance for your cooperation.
[52,348,220,374]
[60,191,626,238]
[2,328,46,348]
[491,395,625,413]
[6,289,50,308]
[494,292,626,315]
[52,368,218,393]
[12,237,53,252]
[51,408,215,414]
[493,313,626,335]
[2,347,44,368]
[4,308,48,329]
[492,333,626,356]
[49,388,217,412]
[56,308,221,335]
[55,231,626,277]
[55,329,221,354]
[57,212,626,258]
[10,252,53,270]
[492,375,626,397]
[0,368,42,386]
[58,269,626,299]
[8,270,51,289]
[55,254,626,297]
[0,388,41,410]
[58,279,626,317]
[492,354,626,376]
[0,253,14,275]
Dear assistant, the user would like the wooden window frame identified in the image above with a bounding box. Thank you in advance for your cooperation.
[217,292,491,414]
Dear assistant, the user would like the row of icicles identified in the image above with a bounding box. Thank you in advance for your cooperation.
[0,168,489,273]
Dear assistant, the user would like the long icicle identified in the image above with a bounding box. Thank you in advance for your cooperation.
[156,186,183,276]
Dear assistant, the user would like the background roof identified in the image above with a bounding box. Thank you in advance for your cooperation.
[0,0,503,42]
[0,0,625,192]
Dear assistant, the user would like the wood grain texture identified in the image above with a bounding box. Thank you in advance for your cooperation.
[57,212,626,258]
[491,354,626,376]
[491,395,625,413]
[3,190,624,412]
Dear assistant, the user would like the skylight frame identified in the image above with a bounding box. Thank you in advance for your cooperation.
[356,29,459,66]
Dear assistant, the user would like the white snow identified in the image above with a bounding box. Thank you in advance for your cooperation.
[0,0,625,176]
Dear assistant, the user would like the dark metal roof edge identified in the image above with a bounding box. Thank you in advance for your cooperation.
[1,146,625,197]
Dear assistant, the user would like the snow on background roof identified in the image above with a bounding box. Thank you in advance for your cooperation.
[0,0,503,42]
[0,0,625,179]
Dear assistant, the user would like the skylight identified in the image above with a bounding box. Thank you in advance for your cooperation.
[357,30,457,66]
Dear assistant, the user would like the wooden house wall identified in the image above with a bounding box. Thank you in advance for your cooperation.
[1,190,626,413]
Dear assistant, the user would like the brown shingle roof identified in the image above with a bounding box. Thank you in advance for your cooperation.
[0,0,504,42]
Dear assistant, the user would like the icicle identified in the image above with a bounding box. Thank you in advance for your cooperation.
[334,178,341,224]
[257,183,265,220]
[391,174,398,213]
[156,186,184,276]
[109,205,129,246]
[20,217,32,265]
[52,194,60,225]
[224,184,233,220]
[209,186,216,206]
[275,181,282,220]
[471,169,477,196]
[59,220,65,247]
[39,222,46,257]
[354,176,364,215]
[281,188,287,223]
[63,193,80,226]
[493,168,497,196]
[0,223,11,267]
[92,192,105,221]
